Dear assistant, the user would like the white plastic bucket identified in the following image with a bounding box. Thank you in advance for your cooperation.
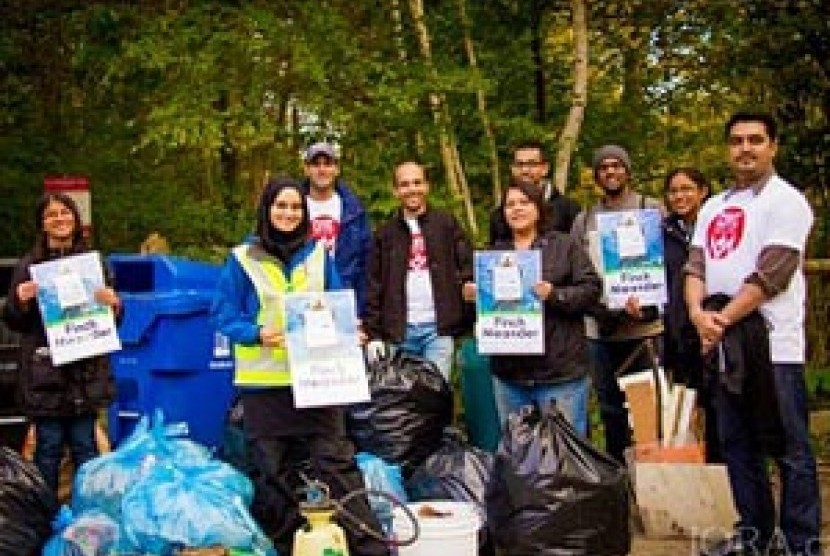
[392,500,481,556]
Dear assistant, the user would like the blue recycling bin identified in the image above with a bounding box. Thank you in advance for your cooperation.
[107,254,234,449]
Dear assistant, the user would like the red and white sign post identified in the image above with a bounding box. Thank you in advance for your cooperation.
[44,176,91,239]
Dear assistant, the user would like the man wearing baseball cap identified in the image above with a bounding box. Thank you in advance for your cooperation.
[571,144,665,463]
[301,141,372,316]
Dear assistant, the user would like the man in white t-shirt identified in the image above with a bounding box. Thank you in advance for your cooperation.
[686,113,820,556]
[364,161,473,381]
[301,142,372,316]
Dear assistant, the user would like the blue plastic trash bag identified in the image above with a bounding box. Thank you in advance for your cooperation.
[72,411,211,519]
[174,456,254,507]
[42,506,120,556]
[355,452,407,535]
[121,463,275,556]
[355,452,407,504]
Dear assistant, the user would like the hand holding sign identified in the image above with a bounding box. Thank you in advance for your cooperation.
[16,281,38,304]
[533,281,553,301]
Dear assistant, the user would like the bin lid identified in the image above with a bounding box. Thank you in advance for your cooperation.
[108,253,221,293]
[117,290,214,345]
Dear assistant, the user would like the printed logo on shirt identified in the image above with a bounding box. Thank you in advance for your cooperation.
[310,215,340,253]
[408,232,429,270]
[706,206,745,260]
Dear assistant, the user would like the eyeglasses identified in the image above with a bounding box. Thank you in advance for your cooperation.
[597,161,626,173]
[272,202,304,211]
[667,186,701,197]
[43,208,73,220]
[512,160,544,169]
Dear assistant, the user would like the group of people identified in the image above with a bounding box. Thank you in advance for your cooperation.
[210,112,821,555]
[1,110,820,556]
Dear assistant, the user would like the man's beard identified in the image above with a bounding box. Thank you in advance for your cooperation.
[602,181,625,198]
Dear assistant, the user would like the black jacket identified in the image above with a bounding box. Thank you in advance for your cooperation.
[3,251,116,418]
[365,207,474,343]
[702,294,784,456]
[489,186,581,244]
[662,213,703,385]
[490,231,601,384]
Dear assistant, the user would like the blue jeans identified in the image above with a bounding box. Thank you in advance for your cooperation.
[34,414,98,493]
[492,375,590,436]
[396,322,454,383]
[713,363,821,554]
[588,338,655,462]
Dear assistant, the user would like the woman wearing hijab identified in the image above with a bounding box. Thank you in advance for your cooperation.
[211,177,388,556]
[3,192,119,492]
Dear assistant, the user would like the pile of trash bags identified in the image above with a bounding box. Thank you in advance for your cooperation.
[350,351,630,556]
[42,411,276,556]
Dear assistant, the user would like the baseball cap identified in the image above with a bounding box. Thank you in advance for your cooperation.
[303,142,339,162]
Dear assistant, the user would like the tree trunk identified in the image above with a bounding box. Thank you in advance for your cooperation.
[530,0,546,123]
[407,0,478,234]
[553,0,588,194]
[456,0,502,203]
[391,0,426,154]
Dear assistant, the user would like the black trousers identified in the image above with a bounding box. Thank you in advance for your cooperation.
[248,433,389,556]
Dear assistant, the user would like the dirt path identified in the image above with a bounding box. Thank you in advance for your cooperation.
[631,466,830,555]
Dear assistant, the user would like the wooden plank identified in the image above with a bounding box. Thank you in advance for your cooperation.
[634,463,737,538]
[623,381,659,444]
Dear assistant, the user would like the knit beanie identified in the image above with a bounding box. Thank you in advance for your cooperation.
[592,145,632,176]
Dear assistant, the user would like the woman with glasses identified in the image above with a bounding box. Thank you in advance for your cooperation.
[2,193,120,492]
[662,167,719,461]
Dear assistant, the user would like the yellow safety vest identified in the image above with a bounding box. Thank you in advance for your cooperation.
[231,242,326,387]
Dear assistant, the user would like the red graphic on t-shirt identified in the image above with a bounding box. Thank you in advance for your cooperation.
[310,215,340,253]
[408,232,429,270]
[706,206,745,260]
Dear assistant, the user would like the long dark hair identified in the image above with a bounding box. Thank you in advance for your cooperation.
[255,177,310,263]
[32,192,86,262]
[499,179,551,236]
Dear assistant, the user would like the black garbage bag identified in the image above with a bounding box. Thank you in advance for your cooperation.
[407,429,495,556]
[347,351,452,477]
[487,404,630,556]
[406,428,492,506]
[0,447,58,556]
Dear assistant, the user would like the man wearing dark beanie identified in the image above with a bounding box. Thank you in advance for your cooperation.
[571,144,665,463]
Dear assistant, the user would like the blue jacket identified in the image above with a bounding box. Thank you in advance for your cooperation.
[301,178,371,317]
[210,239,342,347]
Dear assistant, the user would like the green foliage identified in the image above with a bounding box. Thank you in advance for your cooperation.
[0,0,826,258]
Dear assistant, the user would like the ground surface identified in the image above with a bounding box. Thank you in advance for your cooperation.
[630,466,830,556]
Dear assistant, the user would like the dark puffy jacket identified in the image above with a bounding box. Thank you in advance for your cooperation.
[3,251,115,417]
[490,231,601,384]
[662,213,703,385]
[301,178,372,317]
[365,208,473,342]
